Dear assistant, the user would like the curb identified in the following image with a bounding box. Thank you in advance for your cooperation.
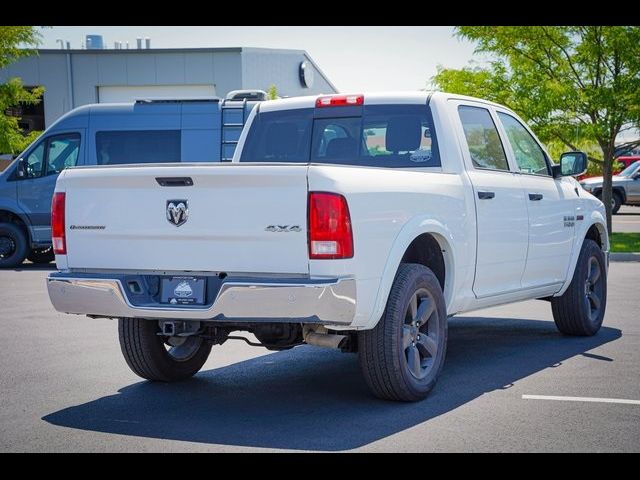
[610,252,640,262]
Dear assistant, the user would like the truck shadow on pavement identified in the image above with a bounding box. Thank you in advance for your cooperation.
[43,317,621,451]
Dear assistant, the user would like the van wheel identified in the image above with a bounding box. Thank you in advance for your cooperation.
[27,247,55,264]
[551,239,607,336]
[0,223,28,268]
[118,318,212,382]
[358,263,448,402]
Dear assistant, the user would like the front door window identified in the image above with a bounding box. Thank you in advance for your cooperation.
[46,134,81,175]
[24,142,45,178]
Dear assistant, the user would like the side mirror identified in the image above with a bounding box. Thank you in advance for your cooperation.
[16,158,26,179]
[553,151,588,178]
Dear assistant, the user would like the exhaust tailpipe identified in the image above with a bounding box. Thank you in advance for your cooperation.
[303,330,348,349]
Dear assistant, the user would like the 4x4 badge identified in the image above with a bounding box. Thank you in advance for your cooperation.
[265,225,301,233]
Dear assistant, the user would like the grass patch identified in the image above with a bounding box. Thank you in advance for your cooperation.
[609,232,640,253]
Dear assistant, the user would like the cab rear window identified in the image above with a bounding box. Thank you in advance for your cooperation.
[240,104,440,168]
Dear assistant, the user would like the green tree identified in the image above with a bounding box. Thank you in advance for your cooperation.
[432,26,640,234]
[266,84,278,100]
[0,26,44,155]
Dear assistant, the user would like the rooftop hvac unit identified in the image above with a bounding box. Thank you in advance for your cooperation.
[86,34,104,50]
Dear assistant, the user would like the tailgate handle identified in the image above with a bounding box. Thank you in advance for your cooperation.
[156,177,193,187]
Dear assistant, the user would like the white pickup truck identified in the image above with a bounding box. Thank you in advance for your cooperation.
[47,92,608,402]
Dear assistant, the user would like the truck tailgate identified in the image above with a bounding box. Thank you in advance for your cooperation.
[60,164,310,274]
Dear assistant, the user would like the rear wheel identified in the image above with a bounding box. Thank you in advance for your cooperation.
[0,222,28,269]
[118,318,212,382]
[551,239,607,336]
[27,247,55,264]
[358,263,448,402]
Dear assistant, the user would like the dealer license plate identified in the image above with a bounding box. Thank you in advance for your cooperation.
[160,277,206,305]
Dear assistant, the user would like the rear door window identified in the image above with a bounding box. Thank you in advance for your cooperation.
[240,104,440,168]
[458,106,509,171]
[96,130,181,165]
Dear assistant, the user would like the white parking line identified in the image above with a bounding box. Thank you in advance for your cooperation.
[522,394,640,405]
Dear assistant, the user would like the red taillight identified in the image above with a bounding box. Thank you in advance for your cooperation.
[51,192,66,255]
[308,192,353,259]
[315,94,364,108]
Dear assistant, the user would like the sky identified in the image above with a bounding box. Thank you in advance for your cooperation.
[38,26,477,92]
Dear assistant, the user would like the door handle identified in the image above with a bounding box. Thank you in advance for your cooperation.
[477,191,495,200]
[528,193,543,201]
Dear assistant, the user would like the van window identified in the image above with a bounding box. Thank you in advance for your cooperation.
[24,142,45,178]
[22,133,81,178]
[240,104,440,168]
[96,130,181,165]
[46,134,81,175]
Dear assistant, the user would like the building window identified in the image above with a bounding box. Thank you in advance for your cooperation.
[5,86,45,134]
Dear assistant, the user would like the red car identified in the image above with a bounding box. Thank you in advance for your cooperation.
[578,155,640,181]
[617,155,640,171]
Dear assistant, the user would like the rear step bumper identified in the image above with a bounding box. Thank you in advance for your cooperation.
[47,272,356,325]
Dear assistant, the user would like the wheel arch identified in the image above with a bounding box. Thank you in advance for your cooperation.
[555,213,608,297]
[0,208,31,242]
[366,218,456,329]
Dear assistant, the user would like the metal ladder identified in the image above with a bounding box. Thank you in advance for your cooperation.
[220,98,248,162]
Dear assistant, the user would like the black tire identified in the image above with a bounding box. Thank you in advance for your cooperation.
[0,222,29,269]
[358,263,448,402]
[551,239,607,336]
[597,191,622,214]
[118,318,212,382]
[27,247,55,264]
[612,192,622,214]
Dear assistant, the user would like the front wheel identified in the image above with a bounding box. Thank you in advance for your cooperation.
[551,239,607,336]
[0,222,28,269]
[118,318,212,382]
[358,263,448,402]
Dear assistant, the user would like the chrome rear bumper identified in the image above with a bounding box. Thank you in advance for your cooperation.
[47,273,356,325]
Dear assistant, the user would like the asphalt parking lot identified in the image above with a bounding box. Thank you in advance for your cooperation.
[614,205,640,233]
[0,263,639,452]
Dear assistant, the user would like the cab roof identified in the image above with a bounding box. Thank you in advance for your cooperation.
[258,91,506,113]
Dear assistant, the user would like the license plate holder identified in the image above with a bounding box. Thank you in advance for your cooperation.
[160,276,206,305]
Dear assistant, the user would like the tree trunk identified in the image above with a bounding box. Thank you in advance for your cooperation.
[602,147,614,235]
